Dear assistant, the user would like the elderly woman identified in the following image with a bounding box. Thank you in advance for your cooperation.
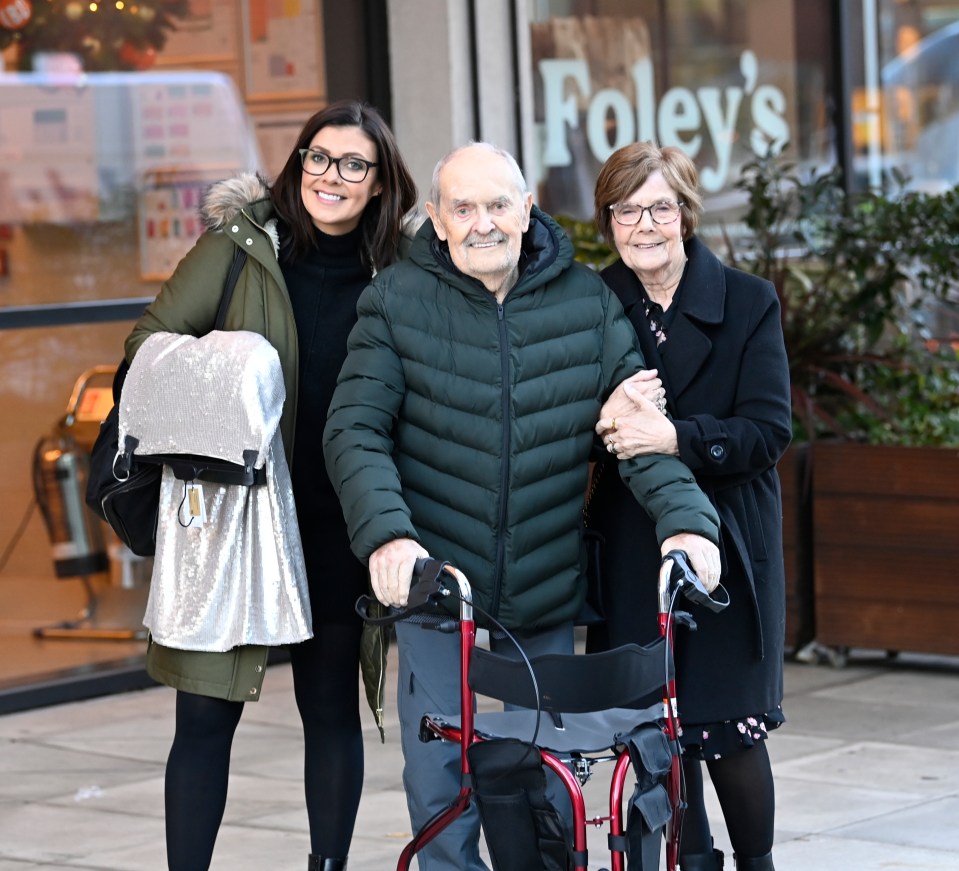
[586,142,792,871]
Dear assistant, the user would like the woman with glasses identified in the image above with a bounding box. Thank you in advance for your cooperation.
[585,142,791,871]
[125,101,418,871]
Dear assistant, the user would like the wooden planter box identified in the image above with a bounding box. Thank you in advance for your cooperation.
[812,443,959,655]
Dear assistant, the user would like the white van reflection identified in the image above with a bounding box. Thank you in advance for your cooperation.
[0,70,262,224]
[881,21,959,192]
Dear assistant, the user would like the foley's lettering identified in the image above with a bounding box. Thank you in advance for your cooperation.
[540,50,789,192]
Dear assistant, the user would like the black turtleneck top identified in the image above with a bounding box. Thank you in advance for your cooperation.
[281,223,372,621]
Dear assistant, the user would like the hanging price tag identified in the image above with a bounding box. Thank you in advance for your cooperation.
[185,483,207,526]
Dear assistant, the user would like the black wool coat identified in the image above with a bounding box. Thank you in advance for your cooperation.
[586,236,792,725]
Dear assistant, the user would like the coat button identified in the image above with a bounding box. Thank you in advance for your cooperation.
[254,665,263,673]
[245,238,253,246]
[249,687,258,695]
[231,225,239,233]
[709,444,726,460]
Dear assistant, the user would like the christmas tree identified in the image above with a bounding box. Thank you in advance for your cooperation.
[0,0,190,72]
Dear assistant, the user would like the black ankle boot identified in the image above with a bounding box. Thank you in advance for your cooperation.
[735,851,774,870]
[307,856,347,871]
[680,847,724,870]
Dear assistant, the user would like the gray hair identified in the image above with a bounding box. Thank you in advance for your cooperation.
[429,141,529,206]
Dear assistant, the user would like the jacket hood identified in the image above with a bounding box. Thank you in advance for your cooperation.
[201,172,272,230]
[409,204,573,296]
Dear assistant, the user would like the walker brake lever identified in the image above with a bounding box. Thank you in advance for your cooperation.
[408,558,453,608]
[663,549,730,614]
[354,558,453,626]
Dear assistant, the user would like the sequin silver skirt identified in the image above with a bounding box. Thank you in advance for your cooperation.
[122,330,312,652]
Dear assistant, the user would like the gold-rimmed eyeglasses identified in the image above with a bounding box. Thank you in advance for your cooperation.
[298,148,378,183]
[609,200,684,226]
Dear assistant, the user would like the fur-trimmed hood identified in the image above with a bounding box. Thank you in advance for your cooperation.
[200,172,271,231]
[200,172,279,258]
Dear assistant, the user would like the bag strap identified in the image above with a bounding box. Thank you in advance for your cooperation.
[113,247,247,401]
[214,247,248,330]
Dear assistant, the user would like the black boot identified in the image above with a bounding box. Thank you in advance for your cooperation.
[307,857,347,871]
[735,852,774,870]
[680,847,725,869]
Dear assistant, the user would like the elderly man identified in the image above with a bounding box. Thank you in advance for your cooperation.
[323,142,720,870]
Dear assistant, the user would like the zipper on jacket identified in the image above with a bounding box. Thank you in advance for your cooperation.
[492,303,511,618]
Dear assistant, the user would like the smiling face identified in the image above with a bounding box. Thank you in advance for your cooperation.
[425,145,533,299]
[611,170,687,287]
[299,125,381,235]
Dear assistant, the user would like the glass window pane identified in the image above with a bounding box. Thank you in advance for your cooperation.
[875,1,959,191]
[527,0,839,245]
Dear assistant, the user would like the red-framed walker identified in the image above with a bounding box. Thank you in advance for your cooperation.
[364,553,728,871]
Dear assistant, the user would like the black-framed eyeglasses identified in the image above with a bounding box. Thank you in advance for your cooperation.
[298,148,378,183]
[609,200,685,226]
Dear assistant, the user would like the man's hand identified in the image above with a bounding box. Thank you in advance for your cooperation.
[660,533,721,592]
[369,538,429,607]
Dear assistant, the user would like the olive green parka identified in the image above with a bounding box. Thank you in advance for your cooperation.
[324,206,720,629]
[125,174,389,734]
[127,174,299,459]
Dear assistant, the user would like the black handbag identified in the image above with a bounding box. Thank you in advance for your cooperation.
[85,248,248,556]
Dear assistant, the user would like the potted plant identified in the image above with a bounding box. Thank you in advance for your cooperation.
[725,154,959,659]
[726,153,958,443]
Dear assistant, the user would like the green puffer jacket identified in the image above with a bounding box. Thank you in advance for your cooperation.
[324,206,720,629]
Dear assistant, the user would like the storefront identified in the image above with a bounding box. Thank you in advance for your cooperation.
[389,0,959,236]
[1,0,957,689]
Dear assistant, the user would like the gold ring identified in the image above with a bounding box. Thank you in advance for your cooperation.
[611,418,617,431]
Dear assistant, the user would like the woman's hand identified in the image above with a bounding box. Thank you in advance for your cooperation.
[597,370,662,433]
[597,373,678,459]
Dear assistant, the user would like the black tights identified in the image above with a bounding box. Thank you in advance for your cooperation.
[165,692,243,871]
[289,620,364,856]
[679,741,775,861]
[164,622,364,870]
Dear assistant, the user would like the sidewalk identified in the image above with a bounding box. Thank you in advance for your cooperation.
[2,643,959,870]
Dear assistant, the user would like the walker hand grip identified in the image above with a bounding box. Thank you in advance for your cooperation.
[663,549,730,613]
[412,557,434,579]
[355,558,453,625]
[408,558,452,609]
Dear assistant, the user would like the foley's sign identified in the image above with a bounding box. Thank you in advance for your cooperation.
[538,46,790,195]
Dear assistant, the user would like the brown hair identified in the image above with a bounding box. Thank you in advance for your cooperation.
[271,100,417,271]
[593,141,703,247]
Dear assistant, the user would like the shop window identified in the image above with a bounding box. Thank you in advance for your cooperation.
[525,0,838,244]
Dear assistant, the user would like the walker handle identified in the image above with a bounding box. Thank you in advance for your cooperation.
[354,558,454,625]
[409,558,454,608]
[663,549,730,613]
